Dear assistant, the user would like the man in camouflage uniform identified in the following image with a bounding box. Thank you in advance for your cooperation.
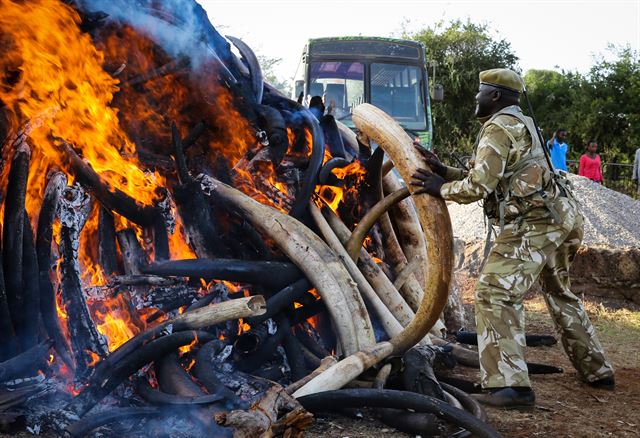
[412,68,615,408]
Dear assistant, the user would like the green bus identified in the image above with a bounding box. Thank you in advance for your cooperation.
[292,36,436,147]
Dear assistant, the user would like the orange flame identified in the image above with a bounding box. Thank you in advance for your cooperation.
[315,158,367,213]
[86,350,101,367]
[178,334,199,355]
[94,294,143,351]
[0,0,340,391]
[0,0,164,220]
[237,318,251,335]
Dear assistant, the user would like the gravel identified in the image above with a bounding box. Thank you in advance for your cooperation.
[447,174,640,249]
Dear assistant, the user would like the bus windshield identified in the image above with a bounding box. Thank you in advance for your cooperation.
[370,63,426,130]
[309,61,365,126]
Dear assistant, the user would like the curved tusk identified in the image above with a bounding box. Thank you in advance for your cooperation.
[353,103,453,352]
[206,177,374,355]
[345,187,411,260]
[383,171,429,289]
[226,35,263,104]
[292,105,453,398]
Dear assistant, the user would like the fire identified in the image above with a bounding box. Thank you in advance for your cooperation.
[169,216,198,260]
[305,129,314,158]
[317,185,344,212]
[79,213,109,286]
[315,157,367,213]
[307,316,320,331]
[237,318,251,335]
[55,288,70,342]
[178,334,199,355]
[332,161,367,181]
[287,128,295,147]
[94,295,143,351]
[0,0,164,220]
[0,0,335,393]
[233,164,291,213]
[86,350,101,367]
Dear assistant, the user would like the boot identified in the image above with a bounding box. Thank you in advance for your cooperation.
[471,387,535,409]
[587,376,615,390]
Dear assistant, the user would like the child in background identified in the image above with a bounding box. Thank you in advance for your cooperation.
[578,140,604,184]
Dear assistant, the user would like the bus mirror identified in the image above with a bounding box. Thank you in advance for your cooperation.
[432,84,444,101]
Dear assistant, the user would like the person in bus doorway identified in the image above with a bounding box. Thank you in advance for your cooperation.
[547,129,569,171]
[308,95,325,120]
[578,140,604,184]
[411,68,615,409]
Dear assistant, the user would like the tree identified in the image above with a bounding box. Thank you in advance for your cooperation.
[525,46,640,163]
[523,69,582,137]
[405,20,519,161]
[258,55,291,97]
[577,46,640,163]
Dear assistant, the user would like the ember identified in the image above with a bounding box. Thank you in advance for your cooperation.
[0,1,505,437]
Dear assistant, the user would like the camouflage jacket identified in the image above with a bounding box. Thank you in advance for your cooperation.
[440,105,558,223]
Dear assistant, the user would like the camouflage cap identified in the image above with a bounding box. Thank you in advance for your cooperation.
[479,68,524,93]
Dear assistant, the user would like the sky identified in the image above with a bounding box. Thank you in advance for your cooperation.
[200,0,640,83]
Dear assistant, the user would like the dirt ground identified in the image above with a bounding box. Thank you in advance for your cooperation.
[308,290,640,437]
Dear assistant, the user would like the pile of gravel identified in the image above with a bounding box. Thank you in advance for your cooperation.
[447,174,640,249]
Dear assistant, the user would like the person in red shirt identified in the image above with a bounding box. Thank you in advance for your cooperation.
[578,140,604,184]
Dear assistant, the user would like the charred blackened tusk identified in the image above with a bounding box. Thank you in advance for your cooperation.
[36,172,73,367]
[320,115,347,158]
[21,216,40,349]
[297,389,501,438]
[67,330,214,417]
[58,185,108,376]
[318,157,350,186]
[144,259,302,289]
[66,407,161,438]
[226,36,264,104]
[2,141,30,354]
[58,140,158,227]
[345,187,411,261]
[255,105,288,165]
[289,110,325,219]
[136,379,225,405]
[0,339,53,382]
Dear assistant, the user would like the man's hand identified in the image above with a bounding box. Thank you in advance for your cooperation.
[411,168,445,198]
[413,141,447,178]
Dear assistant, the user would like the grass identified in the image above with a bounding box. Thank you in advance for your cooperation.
[524,296,640,368]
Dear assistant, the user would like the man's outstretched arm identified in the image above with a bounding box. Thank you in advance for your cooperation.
[439,124,510,204]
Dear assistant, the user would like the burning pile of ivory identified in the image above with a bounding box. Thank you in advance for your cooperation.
[0,1,506,437]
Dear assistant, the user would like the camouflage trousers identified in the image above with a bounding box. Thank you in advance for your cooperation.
[476,196,614,389]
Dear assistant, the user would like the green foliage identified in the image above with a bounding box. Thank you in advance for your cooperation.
[257,55,291,97]
[404,20,639,166]
[404,20,519,161]
[525,46,640,163]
